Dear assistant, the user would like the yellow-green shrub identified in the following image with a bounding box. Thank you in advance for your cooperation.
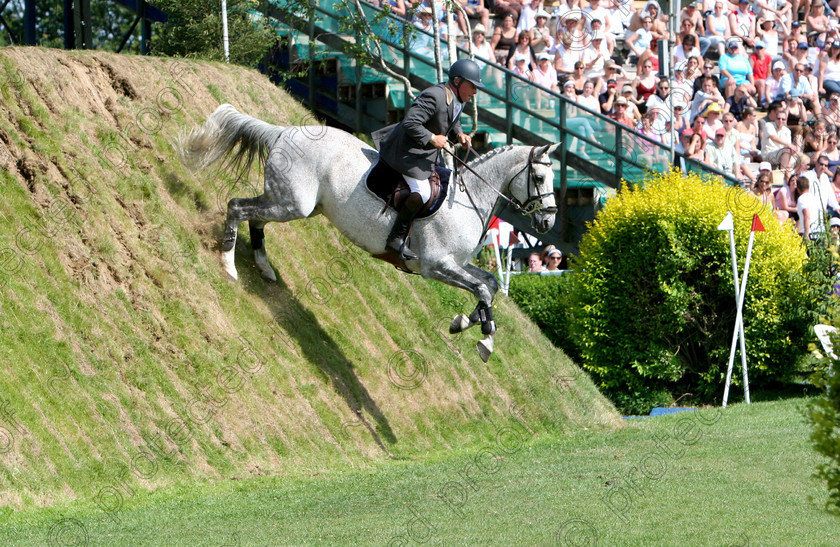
[571,170,820,412]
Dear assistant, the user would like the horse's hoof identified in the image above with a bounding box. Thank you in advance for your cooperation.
[254,249,277,282]
[477,337,494,362]
[221,250,238,281]
[450,314,471,334]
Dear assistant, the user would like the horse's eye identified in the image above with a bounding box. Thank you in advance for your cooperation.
[535,174,545,184]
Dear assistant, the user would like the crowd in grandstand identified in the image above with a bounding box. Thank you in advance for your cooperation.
[372,0,840,237]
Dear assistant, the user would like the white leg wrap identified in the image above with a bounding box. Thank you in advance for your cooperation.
[477,335,494,362]
[221,248,238,281]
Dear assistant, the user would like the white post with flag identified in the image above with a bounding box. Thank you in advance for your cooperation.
[722,213,763,407]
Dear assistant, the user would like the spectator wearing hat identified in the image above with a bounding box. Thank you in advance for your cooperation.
[765,60,787,107]
[604,61,627,89]
[703,102,725,139]
[599,78,619,115]
[517,0,543,33]
[750,40,772,108]
[512,52,534,79]
[458,0,490,35]
[783,38,811,74]
[680,2,708,48]
[411,7,436,58]
[610,96,635,127]
[471,25,495,69]
[719,39,756,99]
[789,20,806,46]
[621,83,643,122]
[729,0,756,49]
[705,1,732,57]
[532,52,559,107]
[530,9,553,55]
[491,13,519,65]
[780,62,820,121]
[761,108,798,171]
[757,13,781,58]
[819,41,840,97]
[806,2,830,48]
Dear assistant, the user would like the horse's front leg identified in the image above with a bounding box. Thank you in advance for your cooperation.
[426,261,498,362]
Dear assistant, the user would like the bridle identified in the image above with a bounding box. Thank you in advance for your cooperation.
[506,146,558,215]
[446,145,557,216]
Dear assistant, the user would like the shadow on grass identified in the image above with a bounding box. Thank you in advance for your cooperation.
[229,234,397,453]
[742,380,821,403]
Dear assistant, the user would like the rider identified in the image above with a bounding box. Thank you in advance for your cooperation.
[377,59,485,260]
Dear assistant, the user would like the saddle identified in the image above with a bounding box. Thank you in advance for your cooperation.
[365,158,451,218]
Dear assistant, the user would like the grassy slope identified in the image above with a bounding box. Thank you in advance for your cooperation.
[0,47,618,511]
[0,398,834,545]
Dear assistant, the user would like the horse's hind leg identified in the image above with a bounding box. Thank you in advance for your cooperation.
[222,195,306,281]
[449,265,500,336]
[426,260,497,362]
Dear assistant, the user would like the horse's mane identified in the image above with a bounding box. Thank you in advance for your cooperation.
[466,144,519,170]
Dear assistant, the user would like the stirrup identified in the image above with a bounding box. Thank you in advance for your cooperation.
[399,241,418,261]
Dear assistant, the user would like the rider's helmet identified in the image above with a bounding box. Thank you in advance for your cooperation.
[448,59,486,89]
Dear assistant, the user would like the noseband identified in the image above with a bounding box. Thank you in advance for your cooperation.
[508,146,558,216]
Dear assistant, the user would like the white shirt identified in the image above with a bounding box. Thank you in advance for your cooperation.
[804,169,840,212]
[797,192,825,234]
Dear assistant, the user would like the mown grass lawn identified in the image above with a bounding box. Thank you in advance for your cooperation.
[1,397,835,546]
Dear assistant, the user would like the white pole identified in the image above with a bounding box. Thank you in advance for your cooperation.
[503,244,514,295]
[723,215,761,407]
[221,0,230,63]
[719,212,751,408]
[491,230,504,288]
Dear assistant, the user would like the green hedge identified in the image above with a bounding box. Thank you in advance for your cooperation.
[508,273,579,363]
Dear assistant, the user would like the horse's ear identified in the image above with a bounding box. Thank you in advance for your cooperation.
[535,143,561,160]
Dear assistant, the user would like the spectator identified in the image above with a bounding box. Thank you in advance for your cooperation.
[776,172,800,220]
[606,0,630,44]
[551,0,580,20]
[491,14,518,65]
[806,3,830,48]
[824,132,840,174]
[805,154,840,214]
[819,40,840,97]
[517,0,543,33]
[570,60,588,94]
[789,21,806,47]
[604,61,628,89]
[753,173,789,223]
[765,61,786,107]
[783,40,810,74]
[719,39,756,99]
[562,80,597,158]
[674,33,701,65]
[804,120,829,159]
[532,52,559,106]
[582,31,609,89]
[544,248,564,270]
[691,76,726,122]
[645,1,669,41]
[527,252,543,272]
[693,62,721,94]
[600,78,619,114]
[635,111,661,156]
[626,15,654,61]
[703,102,725,138]
[471,25,495,68]
[610,96,635,127]
[646,77,672,133]
[757,13,781,58]
[507,31,537,69]
[736,106,762,161]
[681,2,708,53]
[726,84,758,120]
[579,79,601,112]
[823,93,840,128]
[412,7,436,58]
[683,126,706,160]
[750,41,772,108]
[683,56,703,91]
[729,0,756,48]
[459,0,490,35]
[673,103,689,134]
[633,58,658,106]
[706,127,739,177]
[589,17,617,55]
[622,83,643,122]
[723,111,755,183]
[705,1,732,57]
[761,109,798,171]
[780,62,820,120]
[530,9,553,55]
[556,8,586,50]
[494,0,523,21]
[583,0,611,32]
[797,176,824,239]
[638,34,661,74]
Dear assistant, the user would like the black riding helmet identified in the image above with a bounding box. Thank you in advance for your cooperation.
[448,59,485,89]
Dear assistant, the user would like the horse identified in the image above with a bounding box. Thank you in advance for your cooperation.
[176,104,559,361]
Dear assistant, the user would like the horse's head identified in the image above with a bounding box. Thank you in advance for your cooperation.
[508,143,560,233]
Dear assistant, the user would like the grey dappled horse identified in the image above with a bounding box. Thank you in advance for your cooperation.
[176,104,559,361]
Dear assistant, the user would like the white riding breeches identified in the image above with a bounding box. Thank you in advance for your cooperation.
[403,175,431,203]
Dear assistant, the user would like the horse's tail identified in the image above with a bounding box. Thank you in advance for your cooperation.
[175,104,283,179]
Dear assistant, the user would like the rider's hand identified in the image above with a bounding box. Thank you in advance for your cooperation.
[430,134,449,149]
[458,133,472,148]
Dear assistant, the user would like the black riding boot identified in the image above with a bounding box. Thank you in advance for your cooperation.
[385,192,424,260]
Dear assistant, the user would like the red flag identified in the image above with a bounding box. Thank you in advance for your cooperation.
[750,214,765,232]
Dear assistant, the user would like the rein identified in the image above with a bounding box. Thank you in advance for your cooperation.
[443,145,557,215]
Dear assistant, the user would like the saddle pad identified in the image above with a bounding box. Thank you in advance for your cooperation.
[365,159,450,219]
